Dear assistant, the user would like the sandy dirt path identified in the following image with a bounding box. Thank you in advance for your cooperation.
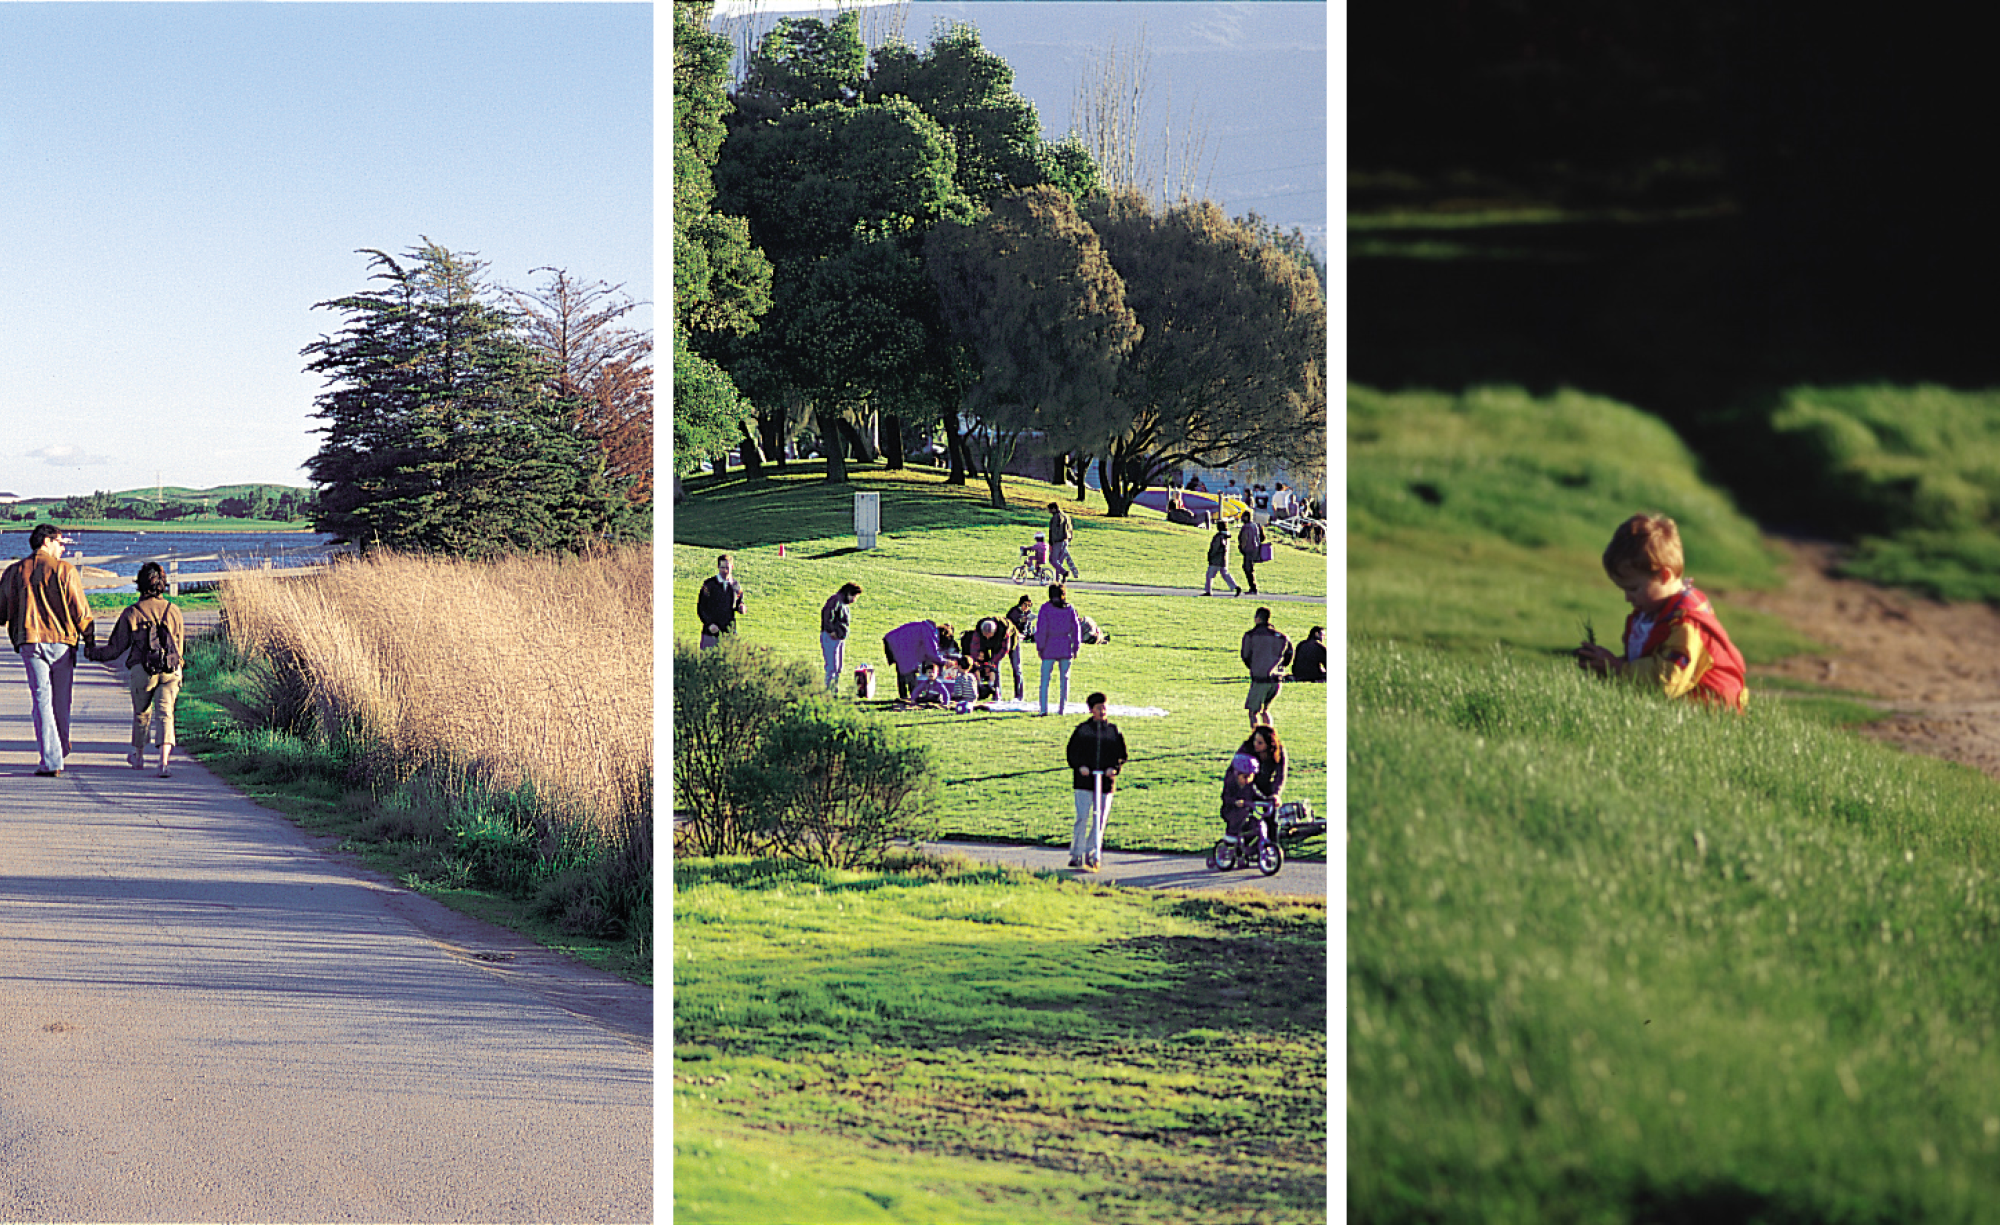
[0,648,651,1223]
[1731,539,2000,778]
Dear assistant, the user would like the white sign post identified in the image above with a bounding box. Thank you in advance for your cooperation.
[855,491,880,550]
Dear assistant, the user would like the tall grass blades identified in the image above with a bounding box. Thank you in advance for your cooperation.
[1351,640,2000,1222]
[220,545,651,842]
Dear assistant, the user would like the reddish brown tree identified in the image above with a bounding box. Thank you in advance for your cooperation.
[508,268,654,503]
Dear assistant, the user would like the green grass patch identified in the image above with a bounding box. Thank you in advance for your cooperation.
[675,855,1327,1224]
[1348,383,1817,663]
[1350,640,2000,1222]
[674,463,1329,858]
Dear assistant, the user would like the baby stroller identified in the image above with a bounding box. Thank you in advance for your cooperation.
[1209,799,1284,876]
[1012,542,1057,585]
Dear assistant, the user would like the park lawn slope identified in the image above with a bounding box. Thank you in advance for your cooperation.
[673,464,1329,857]
[1349,383,2000,1220]
[674,857,1327,1225]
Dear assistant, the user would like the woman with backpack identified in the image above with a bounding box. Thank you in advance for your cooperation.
[87,560,185,776]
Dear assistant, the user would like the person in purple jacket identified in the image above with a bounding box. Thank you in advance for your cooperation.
[882,618,952,700]
[1034,583,1083,716]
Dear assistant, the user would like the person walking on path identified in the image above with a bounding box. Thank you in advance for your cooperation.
[85,560,185,777]
[1238,514,1268,595]
[0,525,95,776]
[697,554,746,650]
[1035,583,1083,716]
[1204,523,1242,596]
[1065,692,1128,872]
[1047,502,1081,579]
[819,581,863,695]
[1241,606,1294,728]
[1003,595,1034,701]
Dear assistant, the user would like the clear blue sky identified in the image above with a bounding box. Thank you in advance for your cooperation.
[0,2,652,500]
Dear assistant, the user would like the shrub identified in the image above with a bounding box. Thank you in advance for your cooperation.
[735,697,940,868]
[671,636,821,855]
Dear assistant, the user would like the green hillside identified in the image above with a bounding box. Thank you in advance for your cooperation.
[1350,383,2000,1223]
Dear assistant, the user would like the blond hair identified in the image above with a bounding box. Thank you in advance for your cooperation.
[1602,513,1684,580]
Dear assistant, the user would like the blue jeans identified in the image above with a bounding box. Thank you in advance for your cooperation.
[1038,656,1072,715]
[1050,540,1080,578]
[1007,644,1024,700]
[821,632,846,694]
[19,642,76,773]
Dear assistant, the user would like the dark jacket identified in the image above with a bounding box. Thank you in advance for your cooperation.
[697,576,744,636]
[1221,770,1260,828]
[1238,519,1265,557]
[1241,624,1294,680]
[1207,531,1230,567]
[1049,508,1074,543]
[1066,717,1128,792]
[961,622,1016,667]
[1237,744,1288,801]
[1004,603,1034,644]
[821,591,853,640]
[1292,635,1327,682]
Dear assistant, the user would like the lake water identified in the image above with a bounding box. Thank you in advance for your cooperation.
[0,528,341,589]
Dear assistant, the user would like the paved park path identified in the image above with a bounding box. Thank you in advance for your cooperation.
[0,644,651,1223]
[925,840,1327,899]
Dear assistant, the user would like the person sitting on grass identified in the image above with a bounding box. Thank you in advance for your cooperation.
[908,661,954,707]
[1575,512,1749,712]
[1289,625,1327,683]
[1219,751,1261,862]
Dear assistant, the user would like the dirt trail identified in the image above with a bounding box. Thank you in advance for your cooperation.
[1730,539,2000,779]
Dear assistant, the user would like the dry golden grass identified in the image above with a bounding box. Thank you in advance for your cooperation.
[220,544,652,837]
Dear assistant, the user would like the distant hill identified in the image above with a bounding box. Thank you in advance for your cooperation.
[4,483,311,507]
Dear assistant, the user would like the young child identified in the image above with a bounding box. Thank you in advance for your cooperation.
[1219,751,1261,854]
[1576,513,1749,712]
[909,661,954,707]
[1025,533,1049,567]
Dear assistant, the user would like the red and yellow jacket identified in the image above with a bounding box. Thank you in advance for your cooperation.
[1619,585,1748,712]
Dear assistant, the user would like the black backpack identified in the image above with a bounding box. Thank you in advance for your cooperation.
[139,618,181,675]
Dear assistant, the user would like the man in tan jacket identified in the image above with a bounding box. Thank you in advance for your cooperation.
[0,524,95,775]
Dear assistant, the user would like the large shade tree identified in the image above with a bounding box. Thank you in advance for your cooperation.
[303,242,638,556]
[1082,192,1328,517]
[674,0,773,479]
[707,11,1097,485]
[926,186,1141,508]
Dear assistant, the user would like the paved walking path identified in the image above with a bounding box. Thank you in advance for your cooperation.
[0,646,651,1223]
[925,840,1327,899]
[942,574,1328,603]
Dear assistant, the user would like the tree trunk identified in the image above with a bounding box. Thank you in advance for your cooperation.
[757,408,788,469]
[1050,451,1066,485]
[736,419,765,479]
[1074,455,1090,505]
[980,432,1019,509]
[839,418,878,463]
[941,411,971,485]
[1100,443,1141,517]
[883,412,905,470]
[817,407,850,484]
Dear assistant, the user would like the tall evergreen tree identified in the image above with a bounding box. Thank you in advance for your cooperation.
[303,242,637,557]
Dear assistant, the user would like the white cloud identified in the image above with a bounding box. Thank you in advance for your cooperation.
[25,444,110,468]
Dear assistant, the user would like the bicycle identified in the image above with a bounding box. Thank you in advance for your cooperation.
[1208,800,1285,876]
[1012,546,1057,585]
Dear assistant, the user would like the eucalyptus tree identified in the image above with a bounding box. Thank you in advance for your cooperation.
[1081,192,1328,517]
[303,242,637,557]
[926,186,1141,509]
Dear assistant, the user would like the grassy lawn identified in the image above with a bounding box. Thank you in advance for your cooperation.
[673,464,1329,857]
[1349,383,2000,1221]
[674,856,1326,1224]
[673,464,1329,1222]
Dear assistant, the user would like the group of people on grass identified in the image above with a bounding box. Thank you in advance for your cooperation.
[0,524,187,779]
[875,585,1104,714]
